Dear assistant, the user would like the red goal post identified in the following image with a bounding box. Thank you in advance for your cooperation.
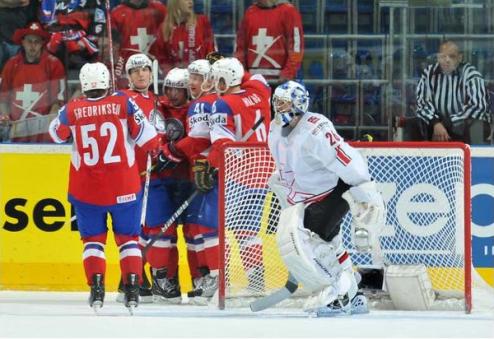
[217,141,472,312]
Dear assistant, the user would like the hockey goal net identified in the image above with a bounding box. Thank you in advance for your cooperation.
[217,142,471,312]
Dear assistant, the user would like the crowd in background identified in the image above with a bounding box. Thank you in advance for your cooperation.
[0,0,492,144]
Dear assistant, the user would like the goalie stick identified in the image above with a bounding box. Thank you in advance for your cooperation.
[250,273,298,312]
[142,116,266,256]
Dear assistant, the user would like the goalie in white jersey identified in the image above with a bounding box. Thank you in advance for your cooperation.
[268,81,385,316]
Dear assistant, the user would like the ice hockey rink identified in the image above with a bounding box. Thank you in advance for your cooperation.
[0,290,493,338]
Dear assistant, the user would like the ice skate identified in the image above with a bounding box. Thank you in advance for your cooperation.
[88,273,105,314]
[188,267,218,298]
[151,268,181,303]
[313,292,369,317]
[116,267,153,303]
[124,273,139,315]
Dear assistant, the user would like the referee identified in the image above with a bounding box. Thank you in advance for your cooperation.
[415,40,491,144]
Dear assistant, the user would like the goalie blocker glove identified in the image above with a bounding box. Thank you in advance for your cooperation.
[155,142,183,172]
[192,159,216,193]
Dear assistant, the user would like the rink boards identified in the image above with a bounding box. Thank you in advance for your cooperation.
[0,144,493,292]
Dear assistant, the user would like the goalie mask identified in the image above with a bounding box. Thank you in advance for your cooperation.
[187,59,213,99]
[79,62,110,92]
[273,81,310,127]
[125,53,153,91]
[210,57,244,94]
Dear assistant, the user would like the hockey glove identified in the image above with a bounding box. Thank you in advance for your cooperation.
[155,142,183,172]
[342,181,385,251]
[192,159,216,193]
[206,51,224,65]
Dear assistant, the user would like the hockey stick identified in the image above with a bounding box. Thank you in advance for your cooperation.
[140,154,152,227]
[104,0,116,92]
[250,272,298,312]
[142,189,199,258]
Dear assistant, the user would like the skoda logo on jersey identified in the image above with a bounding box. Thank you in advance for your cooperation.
[189,114,209,128]
[210,113,227,126]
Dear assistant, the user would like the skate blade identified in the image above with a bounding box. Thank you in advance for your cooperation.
[139,295,154,303]
[92,301,103,315]
[153,295,182,304]
[126,302,137,316]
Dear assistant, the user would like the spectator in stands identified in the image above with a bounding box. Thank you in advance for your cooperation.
[0,0,38,72]
[415,40,491,144]
[111,0,167,64]
[41,0,104,71]
[235,0,304,86]
[0,22,66,142]
[150,0,215,75]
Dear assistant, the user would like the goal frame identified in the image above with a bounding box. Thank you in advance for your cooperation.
[217,141,472,313]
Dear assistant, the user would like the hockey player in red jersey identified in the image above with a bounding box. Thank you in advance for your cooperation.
[116,53,166,303]
[191,57,272,293]
[48,62,159,313]
[206,57,271,168]
[141,67,191,302]
[111,0,167,62]
[235,0,304,84]
[149,0,215,74]
[0,22,65,142]
[156,59,219,300]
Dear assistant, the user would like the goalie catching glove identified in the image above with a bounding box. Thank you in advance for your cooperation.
[155,142,183,172]
[192,159,217,193]
[342,181,385,251]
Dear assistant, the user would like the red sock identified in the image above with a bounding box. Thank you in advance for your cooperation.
[82,233,107,286]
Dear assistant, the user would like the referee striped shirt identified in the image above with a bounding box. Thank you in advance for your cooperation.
[416,62,491,125]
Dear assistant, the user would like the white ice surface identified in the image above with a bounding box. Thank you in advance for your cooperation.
[0,292,493,338]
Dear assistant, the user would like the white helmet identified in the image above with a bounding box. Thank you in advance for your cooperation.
[79,62,110,92]
[188,59,211,78]
[163,67,189,92]
[187,59,213,98]
[210,57,244,94]
[125,53,152,75]
[273,81,310,126]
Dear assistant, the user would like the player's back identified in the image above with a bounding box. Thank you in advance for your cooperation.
[63,93,146,205]
[214,77,271,143]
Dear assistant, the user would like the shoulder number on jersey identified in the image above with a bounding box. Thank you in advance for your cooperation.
[325,131,341,146]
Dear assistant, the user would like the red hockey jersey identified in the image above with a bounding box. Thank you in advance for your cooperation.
[49,92,158,206]
[122,89,164,176]
[175,92,216,162]
[150,15,215,74]
[235,3,304,80]
[208,74,271,168]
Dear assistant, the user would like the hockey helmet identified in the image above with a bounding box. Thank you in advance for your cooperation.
[125,53,152,75]
[272,81,310,127]
[79,62,110,92]
[163,67,189,91]
[210,57,244,94]
[187,59,213,98]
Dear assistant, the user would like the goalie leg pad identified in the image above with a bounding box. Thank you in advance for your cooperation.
[385,264,436,310]
[276,203,342,293]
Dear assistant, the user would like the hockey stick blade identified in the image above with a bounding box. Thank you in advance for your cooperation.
[250,273,298,312]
